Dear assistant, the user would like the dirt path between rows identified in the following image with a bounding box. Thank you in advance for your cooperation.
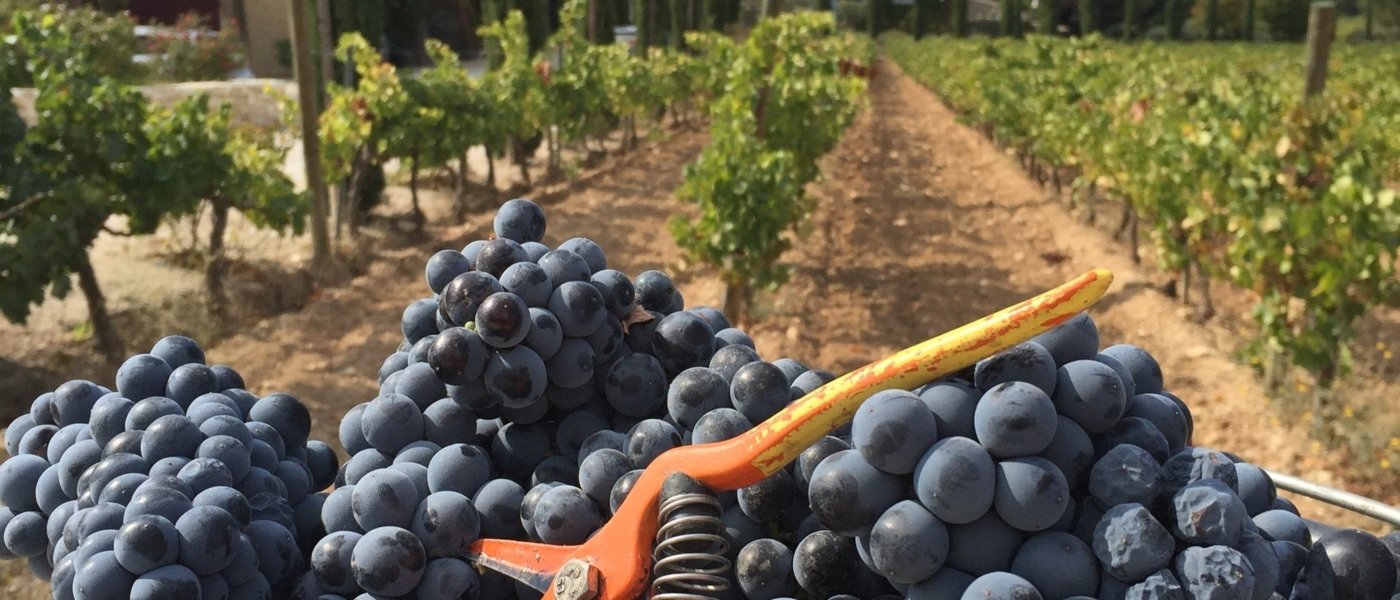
[741,60,1390,531]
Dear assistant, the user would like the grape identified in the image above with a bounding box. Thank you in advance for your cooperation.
[807,449,903,537]
[793,530,858,597]
[418,558,482,599]
[125,397,182,432]
[275,458,313,500]
[736,539,798,599]
[401,297,440,345]
[1304,529,1397,600]
[427,327,489,385]
[522,308,564,360]
[605,353,668,418]
[557,238,606,273]
[1094,421,1170,470]
[0,454,48,512]
[196,437,248,485]
[867,500,948,584]
[547,281,607,337]
[311,530,362,594]
[974,342,1057,395]
[1124,393,1190,455]
[633,270,676,312]
[994,457,1069,533]
[959,572,1044,600]
[730,361,789,424]
[715,328,755,350]
[1232,463,1276,517]
[345,450,395,487]
[3,511,45,558]
[323,485,360,534]
[407,336,438,368]
[555,409,609,461]
[852,390,939,475]
[58,439,103,497]
[439,272,504,326]
[113,514,180,573]
[492,423,551,482]
[387,363,446,411]
[625,419,681,467]
[538,249,592,288]
[194,486,253,525]
[71,550,136,600]
[1100,344,1164,394]
[795,435,850,489]
[1089,444,1163,508]
[165,364,218,409]
[426,443,493,497]
[351,468,420,531]
[1253,509,1311,547]
[1170,479,1247,546]
[680,410,744,448]
[178,457,234,495]
[484,346,548,409]
[174,505,240,575]
[609,470,644,514]
[339,404,371,456]
[1174,545,1256,600]
[974,382,1058,458]
[137,414,205,463]
[1052,360,1128,434]
[359,394,425,455]
[51,380,103,426]
[666,367,731,431]
[5,414,35,457]
[651,311,715,376]
[588,269,635,318]
[1238,530,1281,600]
[187,401,240,427]
[117,354,175,401]
[244,520,301,587]
[475,239,529,278]
[709,344,761,382]
[501,262,553,308]
[17,423,56,456]
[912,379,977,440]
[578,448,633,509]
[1031,312,1100,366]
[410,491,481,558]
[1273,540,1308,596]
[577,429,627,464]
[1009,531,1099,599]
[476,292,531,348]
[1161,448,1238,499]
[472,479,526,539]
[1092,503,1174,583]
[738,469,796,523]
[947,512,1025,575]
[584,314,626,364]
[1031,416,1093,492]
[493,198,547,242]
[545,338,595,388]
[531,485,601,545]
[29,393,56,427]
[151,335,206,368]
[1122,568,1185,599]
[351,526,427,597]
[421,398,475,448]
[906,568,976,599]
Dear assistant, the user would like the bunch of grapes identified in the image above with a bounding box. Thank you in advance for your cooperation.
[756,314,1400,600]
[0,335,337,599]
[306,198,1400,600]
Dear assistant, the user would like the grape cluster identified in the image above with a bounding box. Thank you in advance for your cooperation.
[769,312,1400,600]
[0,335,336,599]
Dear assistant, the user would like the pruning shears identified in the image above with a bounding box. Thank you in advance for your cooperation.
[467,269,1116,600]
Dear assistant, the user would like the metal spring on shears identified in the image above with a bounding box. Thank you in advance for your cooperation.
[650,475,732,600]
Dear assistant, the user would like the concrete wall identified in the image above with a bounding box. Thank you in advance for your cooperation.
[11,79,299,130]
[244,0,294,78]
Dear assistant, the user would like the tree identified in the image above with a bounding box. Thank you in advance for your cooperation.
[1038,0,1058,33]
[1002,0,1023,36]
[914,0,937,37]
[1123,0,1138,37]
[1078,0,1097,33]
[1165,0,1185,38]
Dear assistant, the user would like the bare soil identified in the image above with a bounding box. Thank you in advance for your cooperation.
[1,57,1395,598]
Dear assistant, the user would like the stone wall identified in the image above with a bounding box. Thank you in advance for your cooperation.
[10,79,299,130]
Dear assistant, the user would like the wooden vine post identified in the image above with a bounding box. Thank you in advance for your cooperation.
[290,0,333,269]
[1303,2,1335,101]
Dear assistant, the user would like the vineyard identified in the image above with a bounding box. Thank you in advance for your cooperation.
[886,34,1400,427]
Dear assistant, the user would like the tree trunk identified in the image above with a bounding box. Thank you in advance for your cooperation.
[1078,0,1095,34]
[721,281,751,328]
[1038,0,1056,34]
[455,152,470,218]
[1365,0,1374,40]
[1123,0,1137,39]
[75,252,122,360]
[1165,0,1182,39]
[952,0,969,36]
[867,0,881,36]
[207,197,232,318]
[1206,0,1219,40]
[487,151,497,188]
[669,0,683,46]
[409,154,425,231]
[1242,0,1255,40]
